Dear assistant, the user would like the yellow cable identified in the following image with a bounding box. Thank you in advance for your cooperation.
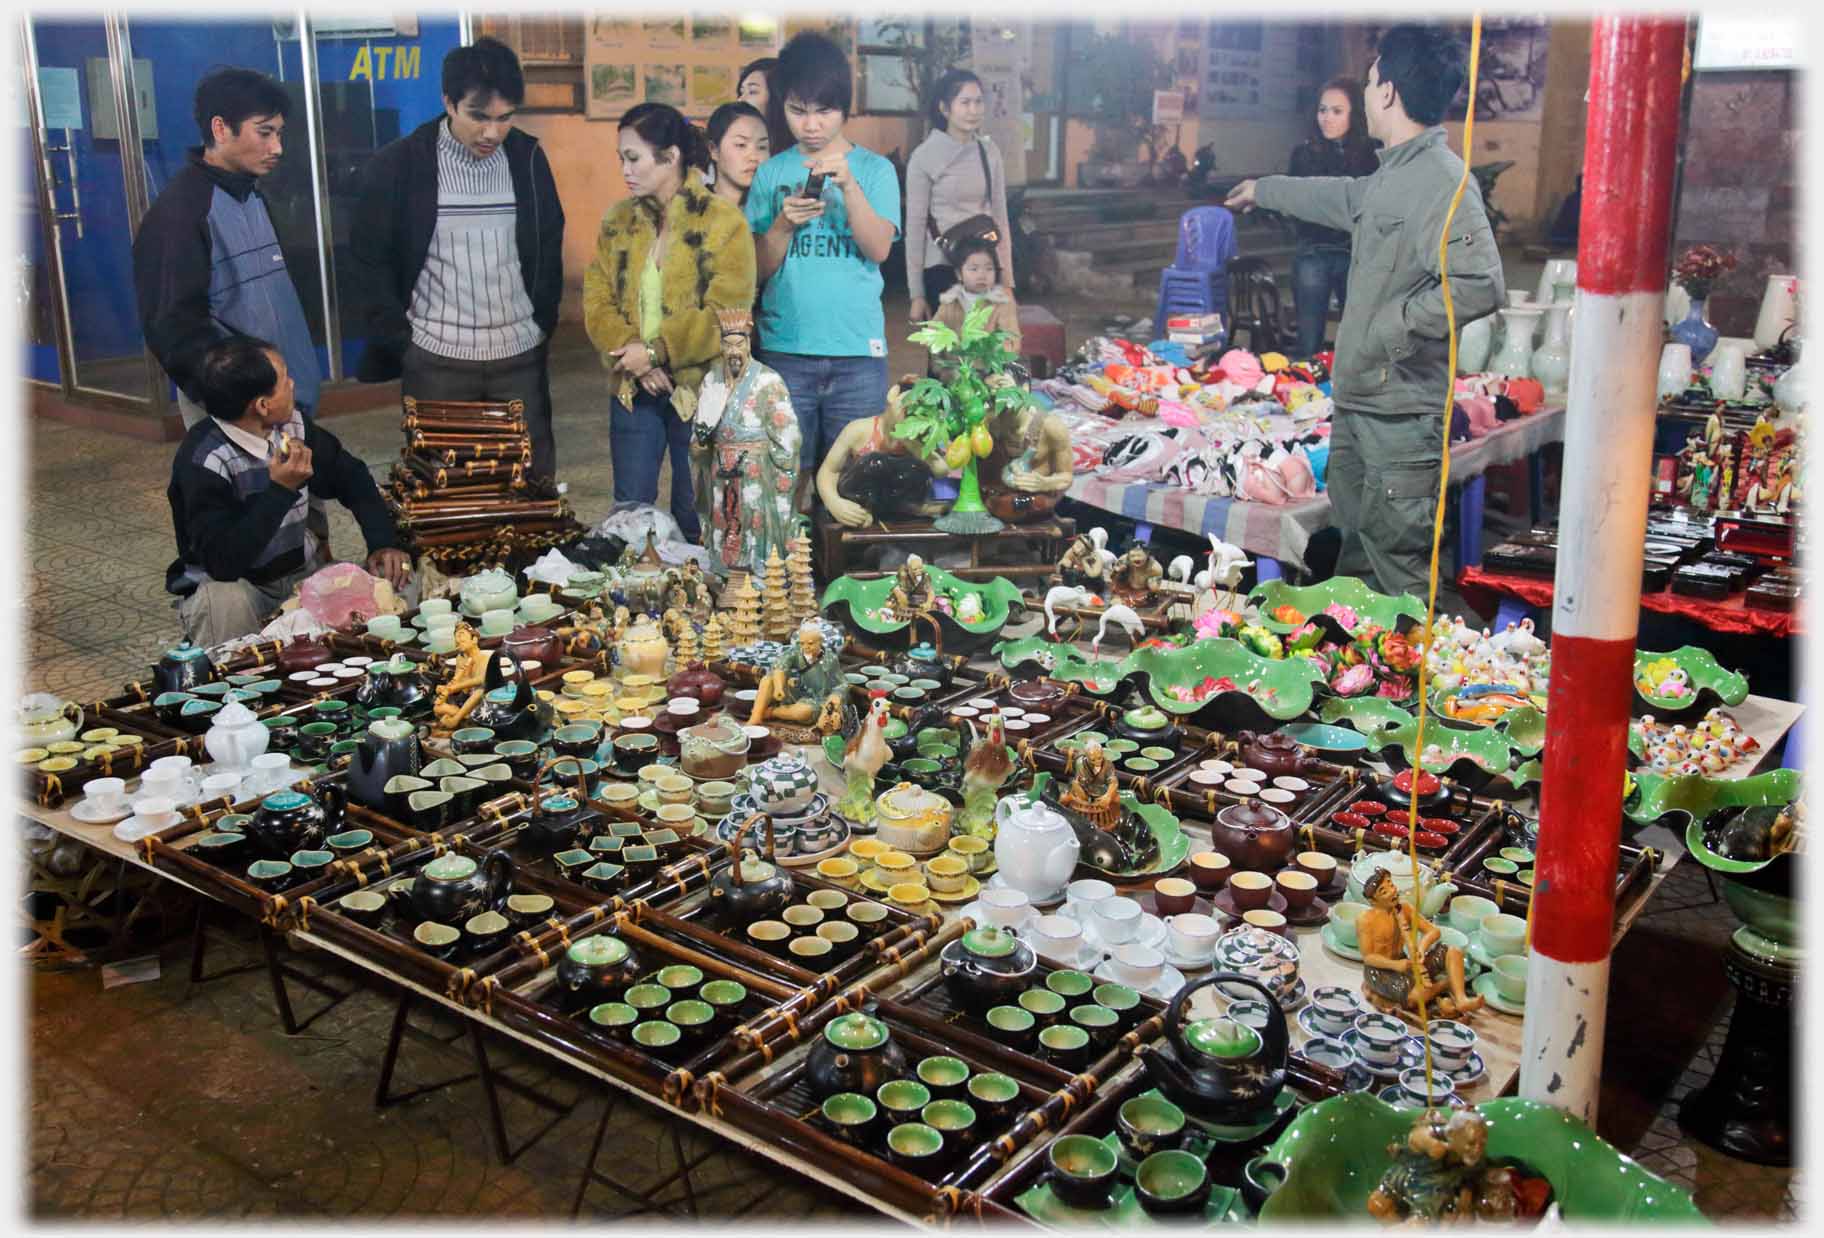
[1405,14,1483,1111]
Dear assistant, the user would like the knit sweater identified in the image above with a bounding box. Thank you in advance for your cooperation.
[903,129,1014,288]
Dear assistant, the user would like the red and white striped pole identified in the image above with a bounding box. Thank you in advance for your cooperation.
[1521,16,1687,1123]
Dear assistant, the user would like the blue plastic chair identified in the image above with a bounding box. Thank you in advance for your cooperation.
[1154,207,1239,335]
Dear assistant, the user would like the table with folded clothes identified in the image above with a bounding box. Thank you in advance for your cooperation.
[1040,337,1565,574]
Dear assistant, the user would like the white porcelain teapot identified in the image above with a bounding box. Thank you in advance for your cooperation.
[203,699,269,773]
[18,693,83,746]
[1345,849,1454,918]
[994,775,1081,904]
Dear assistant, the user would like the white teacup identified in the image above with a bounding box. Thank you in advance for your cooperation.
[1165,912,1219,964]
[480,608,516,636]
[332,667,364,681]
[131,795,180,830]
[140,769,189,805]
[200,772,244,804]
[424,611,459,632]
[1426,1019,1478,1071]
[1033,914,1085,958]
[1309,984,1363,1036]
[1067,878,1115,913]
[1398,1067,1457,1109]
[1189,769,1225,787]
[1225,998,1273,1031]
[366,615,404,639]
[419,597,452,618]
[250,752,293,795]
[980,888,1031,929]
[1352,1011,1410,1066]
[81,776,128,816]
[1091,896,1142,946]
[1110,942,1163,989]
[1199,759,1233,774]
[316,662,346,675]
[151,754,194,780]
[288,671,320,683]
[425,630,457,654]
[343,656,374,668]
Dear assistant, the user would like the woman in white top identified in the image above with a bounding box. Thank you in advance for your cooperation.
[905,69,1014,322]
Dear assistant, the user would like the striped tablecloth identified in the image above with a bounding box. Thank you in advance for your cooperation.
[1066,406,1566,568]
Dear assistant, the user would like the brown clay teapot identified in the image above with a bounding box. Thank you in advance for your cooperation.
[1209,799,1294,872]
[500,624,562,669]
[1237,731,1318,779]
[667,663,726,708]
[276,637,333,675]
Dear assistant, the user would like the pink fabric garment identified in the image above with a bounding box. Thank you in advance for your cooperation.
[1216,348,1264,387]
[1459,395,1500,437]
[1156,399,1203,428]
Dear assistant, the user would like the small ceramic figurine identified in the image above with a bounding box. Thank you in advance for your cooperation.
[692,309,802,578]
[1108,544,1165,602]
[959,713,1015,837]
[748,619,846,729]
[885,554,936,621]
[1358,869,1485,1019]
[1058,529,1113,588]
[431,623,490,733]
[815,381,948,527]
[837,692,894,822]
[557,600,611,656]
[1367,1107,1495,1225]
[1060,738,1123,831]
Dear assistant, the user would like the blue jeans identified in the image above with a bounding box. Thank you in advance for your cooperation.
[757,351,889,472]
[1293,248,1352,358]
[610,389,700,540]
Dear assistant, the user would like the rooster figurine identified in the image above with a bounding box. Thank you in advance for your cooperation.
[959,712,1016,838]
[836,691,894,822]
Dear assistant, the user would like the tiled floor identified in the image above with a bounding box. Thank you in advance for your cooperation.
[22,286,1801,1221]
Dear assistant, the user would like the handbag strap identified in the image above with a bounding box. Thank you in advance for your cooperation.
[924,138,997,242]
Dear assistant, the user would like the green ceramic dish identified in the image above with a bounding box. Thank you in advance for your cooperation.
[1497,705,1547,757]
[1378,715,1533,793]
[1318,696,1416,742]
[822,567,1024,648]
[1247,576,1425,639]
[1123,639,1323,724]
[1633,645,1750,718]
[1277,722,1371,760]
[991,637,1125,694]
[1071,794,1191,880]
[1247,1094,1702,1222]
[1627,768,1799,828]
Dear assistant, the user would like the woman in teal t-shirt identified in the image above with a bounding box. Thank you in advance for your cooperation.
[746,32,901,495]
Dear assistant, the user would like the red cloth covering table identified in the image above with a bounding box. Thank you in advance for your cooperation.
[1459,565,1803,638]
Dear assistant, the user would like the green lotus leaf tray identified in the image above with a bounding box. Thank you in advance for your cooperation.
[1122,639,1323,725]
[1318,696,1416,740]
[1497,705,1546,756]
[1627,767,1800,830]
[1073,794,1191,881]
[1248,1094,1703,1222]
[1246,575,1426,639]
[992,637,1126,694]
[821,567,1024,652]
[1379,716,1532,792]
[1632,645,1749,720]
[1276,722,1372,762]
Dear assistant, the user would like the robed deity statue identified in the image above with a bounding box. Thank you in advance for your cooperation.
[692,309,801,579]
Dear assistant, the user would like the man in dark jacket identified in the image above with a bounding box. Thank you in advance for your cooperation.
[134,68,323,429]
[1227,26,1503,609]
[348,37,565,481]
[168,336,410,647]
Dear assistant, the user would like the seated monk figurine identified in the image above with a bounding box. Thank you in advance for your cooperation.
[431,623,490,732]
[1108,544,1164,602]
[557,600,610,656]
[885,554,935,622]
[1358,869,1484,1018]
[816,378,949,528]
[748,620,846,728]
[1060,738,1123,831]
[1367,1107,1492,1225]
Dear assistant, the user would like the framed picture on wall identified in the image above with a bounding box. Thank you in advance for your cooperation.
[692,16,733,46]
[738,17,778,49]
[645,18,685,48]
[691,64,734,109]
[587,62,636,119]
[858,52,919,114]
[645,63,688,106]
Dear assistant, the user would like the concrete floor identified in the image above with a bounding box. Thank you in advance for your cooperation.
[21,284,1802,1221]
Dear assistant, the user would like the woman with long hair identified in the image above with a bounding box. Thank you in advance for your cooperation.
[584,103,755,539]
[705,100,769,207]
[1286,75,1380,357]
[904,68,1014,323]
[736,57,793,159]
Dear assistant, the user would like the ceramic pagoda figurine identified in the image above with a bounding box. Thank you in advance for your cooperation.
[701,613,726,664]
[786,532,817,627]
[666,610,699,668]
[726,575,762,645]
[761,547,791,641]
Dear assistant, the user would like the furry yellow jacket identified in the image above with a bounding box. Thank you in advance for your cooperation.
[583,168,756,418]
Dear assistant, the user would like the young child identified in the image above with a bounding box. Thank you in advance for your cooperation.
[927,237,1021,376]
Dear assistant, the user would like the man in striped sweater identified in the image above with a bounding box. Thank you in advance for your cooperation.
[349,37,565,482]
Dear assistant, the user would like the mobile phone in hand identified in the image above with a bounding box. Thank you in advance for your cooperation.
[800,171,827,200]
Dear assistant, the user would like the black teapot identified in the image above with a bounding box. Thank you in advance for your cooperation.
[555,932,644,1013]
[891,640,951,688]
[346,716,421,810]
[154,640,217,695]
[355,654,433,717]
[1140,972,1291,1127]
[247,785,346,860]
[408,849,514,926]
[465,650,553,743]
[521,761,600,854]
[703,816,794,929]
[804,1010,909,1102]
[940,926,1039,1015]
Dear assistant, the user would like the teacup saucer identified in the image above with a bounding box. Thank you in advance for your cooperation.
[959,900,1037,937]
[113,814,175,842]
[1093,960,1187,1002]
[986,873,1067,908]
[1320,922,1364,962]
[1467,934,1509,971]
[1033,937,1106,972]
[1296,1005,1360,1042]
[1082,911,1168,956]
[927,876,983,904]
[1162,942,1217,971]
[1407,1050,1485,1087]
[70,798,132,825]
[1472,973,1525,1015]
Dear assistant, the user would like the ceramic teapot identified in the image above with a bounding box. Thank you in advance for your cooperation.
[521,762,599,854]
[203,700,269,773]
[555,932,644,1013]
[667,663,726,709]
[940,926,1039,1015]
[501,624,562,669]
[154,641,216,695]
[805,1010,910,1102]
[703,816,795,928]
[1345,850,1454,918]
[466,651,552,742]
[1210,799,1294,872]
[874,781,954,854]
[356,654,433,717]
[275,637,333,675]
[994,776,1082,904]
[891,641,951,688]
[1141,972,1291,1125]
[1237,731,1319,779]
[247,785,346,859]
[409,850,514,926]
[749,752,819,816]
[17,693,83,747]
[617,616,671,679]
[460,568,518,617]
[346,716,421,809]
[678,715,749,780]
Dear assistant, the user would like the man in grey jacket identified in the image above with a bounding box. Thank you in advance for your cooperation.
[1227,25,1503,607]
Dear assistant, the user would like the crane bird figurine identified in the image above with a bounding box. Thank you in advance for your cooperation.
[1202,534,1252,612]
[1091,604,1146,661]
[1044,584,1094,639]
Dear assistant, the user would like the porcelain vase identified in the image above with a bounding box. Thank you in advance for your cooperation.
[1456,315,1493,373]
[1670,297,1719,365]
[1531,304,1572,397]
[1753,274,1799,352]
[1657,343,1693,401]
[1490,307,1541,380]
[1708,341,1749,401]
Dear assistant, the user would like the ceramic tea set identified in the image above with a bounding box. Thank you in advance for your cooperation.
[581,951,750,1060]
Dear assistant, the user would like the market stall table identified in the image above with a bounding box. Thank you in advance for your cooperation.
[1460,564,1805,639]
[1066,405,1565,577]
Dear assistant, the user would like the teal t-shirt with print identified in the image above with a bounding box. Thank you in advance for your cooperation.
[746,142,901,358]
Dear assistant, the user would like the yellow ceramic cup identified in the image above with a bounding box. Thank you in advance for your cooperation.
[888,881,932,909]
[80,728,119,743]
[621,673,655,692]
[925,854,970,893]
[15,748,49,765]
[656,803,698,832]
[581,681,615,702]
[46,741,84,756]
[654,774,694,805]
[616,696,652,719]
[562,669,596,688]
[874,851,916,876]
[554,698,592,720]
[638,763,671,790]
[817,857,861,884]
[598,783,640,810]
[848,838,890,862]
[947,835,991,873]
[37,756,78,773]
